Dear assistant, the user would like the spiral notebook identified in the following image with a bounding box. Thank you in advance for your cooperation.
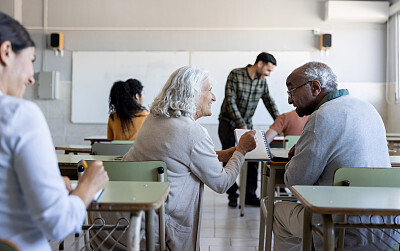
[234,129,272,161]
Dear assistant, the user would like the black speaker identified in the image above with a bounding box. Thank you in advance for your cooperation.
[320,33,332,50]
[50,33,64,49]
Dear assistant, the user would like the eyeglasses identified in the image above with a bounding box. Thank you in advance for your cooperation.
[286,81,312,98]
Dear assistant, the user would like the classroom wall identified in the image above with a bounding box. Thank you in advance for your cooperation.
[1,0,390,149]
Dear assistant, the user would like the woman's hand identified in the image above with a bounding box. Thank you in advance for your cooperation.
[216,147,236,162]
[62,176,73,193]
[236,130,257,156]
[71,160,109,207]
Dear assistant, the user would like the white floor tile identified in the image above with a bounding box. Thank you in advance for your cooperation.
[210,246,257,251]
[200,237,230,246]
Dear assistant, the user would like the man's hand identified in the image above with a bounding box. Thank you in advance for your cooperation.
[288,144,296,160]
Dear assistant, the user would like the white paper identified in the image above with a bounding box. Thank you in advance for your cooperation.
[234,129,272,161]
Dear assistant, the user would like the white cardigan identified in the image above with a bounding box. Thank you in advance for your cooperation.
[125,114,245,250]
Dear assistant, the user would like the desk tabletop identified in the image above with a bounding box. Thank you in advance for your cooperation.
[55,144,91,153]
[88,181,170,211]
[387,137,400,142]
[84,136,111,144]
[57,154,120,164]
[290,185,400,215]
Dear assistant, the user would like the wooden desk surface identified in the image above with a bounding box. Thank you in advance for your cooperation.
[55,144,91,154]
[88,181,170,211]
[84,136,111,145]
[290,185,400,216]
[387,137,400,142]
[57,154,120,170]
[57,154,120,164]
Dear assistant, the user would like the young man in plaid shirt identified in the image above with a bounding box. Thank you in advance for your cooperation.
[218,52,279,207]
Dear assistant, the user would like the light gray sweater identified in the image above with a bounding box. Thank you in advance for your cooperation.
[124,115,245,250]
[285,93,399,250]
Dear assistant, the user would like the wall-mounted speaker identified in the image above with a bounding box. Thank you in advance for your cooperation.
[50,33,64,49]
[320,33,332,50]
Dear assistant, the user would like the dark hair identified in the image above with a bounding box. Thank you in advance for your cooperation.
[255,52,277,66]
[0,12,35,53]
[109,78,145,136]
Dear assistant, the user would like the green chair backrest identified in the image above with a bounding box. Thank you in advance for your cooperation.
[91,142,133,156]
[333,167,400,187]
[0,239,19,251]
[83,160,167,182]
[110,140,135,144]
[283,135,300,150]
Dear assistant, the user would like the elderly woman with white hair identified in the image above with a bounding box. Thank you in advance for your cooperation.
[122,65,256,250]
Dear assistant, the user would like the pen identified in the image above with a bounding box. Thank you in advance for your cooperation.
[82,160,88,169]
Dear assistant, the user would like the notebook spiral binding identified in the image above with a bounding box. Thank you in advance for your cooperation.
[261,130,273,160]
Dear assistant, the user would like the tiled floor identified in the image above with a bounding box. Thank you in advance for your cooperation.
[199,185,260,251]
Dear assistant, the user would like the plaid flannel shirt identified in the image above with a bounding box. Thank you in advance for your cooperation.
[219,65,279,130]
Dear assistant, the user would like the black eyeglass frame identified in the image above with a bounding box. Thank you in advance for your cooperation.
[286,80,312,98]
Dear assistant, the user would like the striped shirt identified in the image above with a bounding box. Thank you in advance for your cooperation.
[219,65,279,130]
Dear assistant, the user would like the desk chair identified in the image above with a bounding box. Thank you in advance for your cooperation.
[333,167,400,249]
[0,240,19,251]
[283,135,300,150]
[81,160,167,251]
[91,142,133,156]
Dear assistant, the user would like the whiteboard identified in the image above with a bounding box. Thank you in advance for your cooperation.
[72,51,189,123]
[190,51,311,125]
[72,51,310,124]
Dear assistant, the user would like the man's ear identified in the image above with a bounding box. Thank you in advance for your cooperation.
[0,41,13,66]
[311,80,322,96]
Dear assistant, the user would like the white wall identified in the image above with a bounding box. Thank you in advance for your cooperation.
[2,0,390,149]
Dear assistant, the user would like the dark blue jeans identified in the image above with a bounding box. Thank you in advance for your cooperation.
[218,119,258,198]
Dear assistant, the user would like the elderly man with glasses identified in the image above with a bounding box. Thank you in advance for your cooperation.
[272,62,399,250]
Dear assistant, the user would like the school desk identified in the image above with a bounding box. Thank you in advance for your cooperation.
[290,185,400,251]
[57,154,120,179]
[55,144,91,154]
[83,181,169,251]
[259,150,398,251]
[259,160,288,251]
[84,135,111,145]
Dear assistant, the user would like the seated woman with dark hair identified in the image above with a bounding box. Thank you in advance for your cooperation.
[107,78,148,140]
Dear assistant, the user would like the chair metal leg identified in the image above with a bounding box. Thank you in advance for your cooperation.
[127,211,144,251]
[260,197,268,251]
[265,166,276,251]
[302,208,312,251]
[239,161,248,217]
[157,167,166,251]
[337,214,346,249]
[145,210,155,251]
[259,162,268,251]
[159,205,166,251]
[323,214,335,251]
